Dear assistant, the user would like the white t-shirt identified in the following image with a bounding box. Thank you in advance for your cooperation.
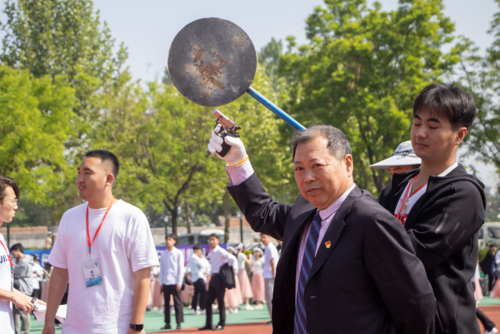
[0,233,14,334]
[394,163,458,225]
[237,253,246,272]
[251,257,264,274]
[32,263,43,290]
[188,254,207,283]
[48,200,159,334]
[263,243,279,279]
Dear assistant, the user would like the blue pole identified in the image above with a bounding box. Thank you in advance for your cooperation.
[246,87,306,131]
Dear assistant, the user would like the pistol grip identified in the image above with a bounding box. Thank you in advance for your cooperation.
[216,128,240,158]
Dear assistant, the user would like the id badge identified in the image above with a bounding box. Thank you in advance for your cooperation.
[82,259,103,288]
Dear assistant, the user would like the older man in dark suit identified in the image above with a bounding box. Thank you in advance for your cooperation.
[208,125,435,334]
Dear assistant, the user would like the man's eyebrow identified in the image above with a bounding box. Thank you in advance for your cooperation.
[414,114,422,120]
[428,117,441,123]
[77,167,94,172]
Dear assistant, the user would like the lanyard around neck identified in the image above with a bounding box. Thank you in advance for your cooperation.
[0,239,13,274]
[86,198,115,260]
[396,174,427,221]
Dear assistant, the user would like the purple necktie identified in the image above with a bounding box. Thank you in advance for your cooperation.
[294,211,322,334]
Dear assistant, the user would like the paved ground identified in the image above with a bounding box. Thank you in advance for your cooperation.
[28,297,500,333]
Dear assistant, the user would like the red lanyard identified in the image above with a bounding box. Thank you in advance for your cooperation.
[86,198,115,260]
[0,238,13,274]
[396,174,427,221]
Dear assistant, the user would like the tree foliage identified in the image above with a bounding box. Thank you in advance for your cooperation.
[279,0,459,193]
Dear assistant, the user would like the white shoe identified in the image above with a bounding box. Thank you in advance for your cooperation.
[225,310,230,314]
[245,305,254,310]
[195,310,201,315]
[254,304,263,309]
[212,304,218,310]
[171,307,175,314]
[486,329,499,334]
[200,309,206,315]
[158,307,164,313]
[232,307,239,313]
[190,309,196,315]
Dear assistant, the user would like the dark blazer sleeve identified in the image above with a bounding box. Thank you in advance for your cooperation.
[364,209,436,334]
[227,173,292,241]
[407,181,484,271]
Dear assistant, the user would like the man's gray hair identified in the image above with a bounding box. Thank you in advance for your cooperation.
[291,125,352,160]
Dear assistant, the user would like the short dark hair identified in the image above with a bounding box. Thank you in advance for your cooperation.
[413,83,477,130]
[208,233,219,240]
[0,175,20,204]
[490,244,498,249]
[166,233,177,242]
[10,243,24,253]
[84,150,120,179]
[33,255,38,262]
[193,244,202,251]
[291,125,352,160]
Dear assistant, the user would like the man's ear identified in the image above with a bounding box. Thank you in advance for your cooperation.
[106,173,115,186]
[455,127,468,145]
[344,154,354,177]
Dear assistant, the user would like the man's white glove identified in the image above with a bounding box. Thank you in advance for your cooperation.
[208,125,247,166]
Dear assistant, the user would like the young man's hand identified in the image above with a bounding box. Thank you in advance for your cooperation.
[12,293,33,314]
[176,284,182,292]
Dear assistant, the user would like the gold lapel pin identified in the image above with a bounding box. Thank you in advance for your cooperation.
[325,240,331,249]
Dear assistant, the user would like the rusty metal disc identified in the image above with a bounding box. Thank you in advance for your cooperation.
[168,18,257,107]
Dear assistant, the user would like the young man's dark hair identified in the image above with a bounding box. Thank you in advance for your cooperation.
[491,244,498,249]
[378,82,486,334]
[193,244,202,251]
[413,83,477,130]
[84,150,120,179]
[207,233,219,240]
[10,243,24,254]
[166,234,177,242]
[0,175,20,203]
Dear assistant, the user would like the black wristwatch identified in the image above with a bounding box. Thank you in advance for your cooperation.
[129,323,144,331]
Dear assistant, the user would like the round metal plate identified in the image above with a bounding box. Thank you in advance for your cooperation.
[168,18,257,107]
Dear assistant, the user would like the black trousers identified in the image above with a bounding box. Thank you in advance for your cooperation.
[192,278,207,311]
[162,284,184,324]
[487,271,496,292]
[205,274,226,327]
[31,288,41,299]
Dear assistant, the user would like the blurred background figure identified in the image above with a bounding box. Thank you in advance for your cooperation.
[235,243,254,310]
[10,243,33,334]
[480,244,498,295]
[31,255,44,300]
[225,247,242,314]
[45,232,52,249]
[261,234,279,325]
[189,244,207,315]
[251,248,265,310]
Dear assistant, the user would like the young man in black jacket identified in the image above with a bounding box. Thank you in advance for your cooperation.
[378,83,486,334]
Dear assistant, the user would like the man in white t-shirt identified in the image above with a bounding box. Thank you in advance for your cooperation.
[42,150,159,334]
[188,244,207,315]
[261,233,278,325]
[0,176,45,334]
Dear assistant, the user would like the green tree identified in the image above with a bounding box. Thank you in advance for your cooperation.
[458,1,500,173]
[258,38,283,91]
[0,65,75,213]
[279,0,459,193]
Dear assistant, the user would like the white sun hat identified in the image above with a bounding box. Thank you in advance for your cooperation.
[369,141,421,169]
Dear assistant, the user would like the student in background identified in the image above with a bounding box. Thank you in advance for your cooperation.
[235,244,254,310]
[31,255,44,300]
[11,243,33,334]
[250,248,265,310]
[225,247,242,314]
[159,234,184,330]
[188,244,207,315]
[369,141,421,179]
[260,234,279,325]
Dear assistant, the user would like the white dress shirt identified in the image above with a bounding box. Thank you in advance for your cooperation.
[188,253,207,283]
[209,245,234,274]
[263,243,279,279]
[160,247,184,286]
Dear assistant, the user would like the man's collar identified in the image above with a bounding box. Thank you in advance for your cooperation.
[318,184,356,220]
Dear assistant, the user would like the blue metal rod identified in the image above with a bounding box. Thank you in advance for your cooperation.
[246,87,306,131]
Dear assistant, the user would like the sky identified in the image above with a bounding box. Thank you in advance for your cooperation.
[1,0,499,192]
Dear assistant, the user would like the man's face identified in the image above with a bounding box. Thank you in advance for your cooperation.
[208,237,219,249]
[388,165,417,179]
[76,157,113,201]
[492,246,498,254]
[411,107,466,165]
[294,136,353,210]
[194,249,203,258]
[0,186,18,223]
[10,249,21,260]
[260,234,270,246]
[166,237,176,248]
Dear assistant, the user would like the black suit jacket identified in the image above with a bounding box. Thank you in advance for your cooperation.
[228,174,436,334]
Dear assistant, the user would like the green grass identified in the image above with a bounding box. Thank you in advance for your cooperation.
[29,305,271,333]
[478,296,500,306]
